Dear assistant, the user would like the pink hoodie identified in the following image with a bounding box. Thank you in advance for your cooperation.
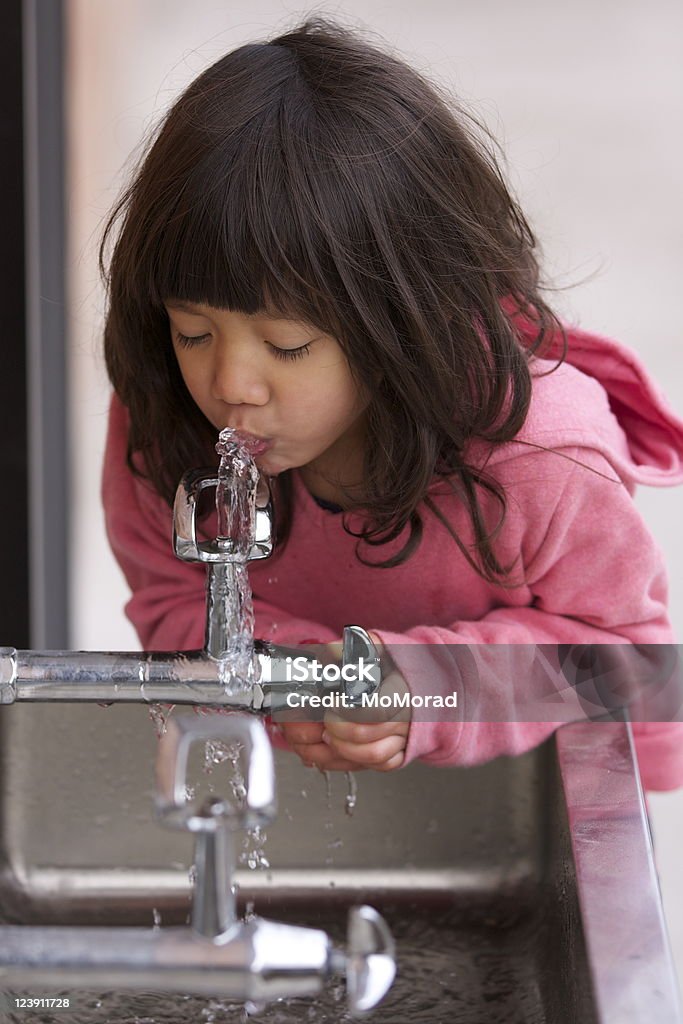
[102,322,683,790]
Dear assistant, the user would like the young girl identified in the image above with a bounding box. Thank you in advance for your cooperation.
[100,17,683,790]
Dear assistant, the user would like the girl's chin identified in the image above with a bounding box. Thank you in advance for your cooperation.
[247,443,310,478]
[253,452,288,477]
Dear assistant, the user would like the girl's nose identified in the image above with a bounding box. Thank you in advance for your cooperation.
[211,351,270,406]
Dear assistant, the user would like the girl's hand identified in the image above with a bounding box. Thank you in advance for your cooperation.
[321,669,410,771]
[276,719,365,772]
[278,656,411,773]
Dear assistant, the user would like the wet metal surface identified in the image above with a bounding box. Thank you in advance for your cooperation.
[0,704,680,1021]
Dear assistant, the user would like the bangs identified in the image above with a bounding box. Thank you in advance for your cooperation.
[134,98,343,335]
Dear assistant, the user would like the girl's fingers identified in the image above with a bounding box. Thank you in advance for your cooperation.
[318,671,411,726]
[279,721,325,745]
[323,715,409,743]
[322,732,407,768]
[277,662,411,771]
[374,751,405,772]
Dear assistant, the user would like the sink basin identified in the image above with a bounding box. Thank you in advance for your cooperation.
[0,703,680,1022]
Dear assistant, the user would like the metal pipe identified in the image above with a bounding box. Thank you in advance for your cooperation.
[192,819,236,939]
[0,643,319,708]
[0,922,335,1001]
[0,636,378,709]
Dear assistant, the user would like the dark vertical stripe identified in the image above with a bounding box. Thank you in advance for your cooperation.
[0,1,29,647]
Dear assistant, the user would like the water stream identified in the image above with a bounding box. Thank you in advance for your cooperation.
[213,428,260,688]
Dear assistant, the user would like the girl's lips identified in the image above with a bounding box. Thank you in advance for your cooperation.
[249,438,273,456]
[228,429,274,456]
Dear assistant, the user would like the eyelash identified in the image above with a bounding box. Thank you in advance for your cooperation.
[174,332,312,361]
[270,342,312,362]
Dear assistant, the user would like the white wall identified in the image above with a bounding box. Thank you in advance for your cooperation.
[66,0,683,978]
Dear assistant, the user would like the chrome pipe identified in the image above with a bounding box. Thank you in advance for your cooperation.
[0,635,379,709]
[0,922,335,1001]
[0,644,311,708]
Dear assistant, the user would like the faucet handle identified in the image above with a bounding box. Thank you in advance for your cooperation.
[345,906,396,1013]
[341,626,382,704]
[173,469,274,564]
[155,713,277,832]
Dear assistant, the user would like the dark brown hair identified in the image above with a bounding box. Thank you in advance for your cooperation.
[99,16,566,583]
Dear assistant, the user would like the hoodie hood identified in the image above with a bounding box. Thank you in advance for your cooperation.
[512,316,683,487]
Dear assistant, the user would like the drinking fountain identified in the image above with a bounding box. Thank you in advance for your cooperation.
[0,432,681,1021]
[0,465,380,712]
[0,431,395,1013]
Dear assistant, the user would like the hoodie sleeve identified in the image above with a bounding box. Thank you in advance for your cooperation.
[101,394,339,652]
[371,444,683,788]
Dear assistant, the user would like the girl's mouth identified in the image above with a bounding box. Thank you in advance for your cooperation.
[228,430,274,456]
[249,438,273,456]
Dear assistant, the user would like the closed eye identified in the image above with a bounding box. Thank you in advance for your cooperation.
[173,331,315,360]
[266,341,312,361]
[174,331,211,349]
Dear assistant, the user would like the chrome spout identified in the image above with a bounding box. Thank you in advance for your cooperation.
[0,457,381,709]
[173,467,273,661]
[155,714,277,939]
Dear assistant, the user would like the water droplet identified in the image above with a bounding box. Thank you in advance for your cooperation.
[323,770,333,809]
[344,771,358,816]
[148,702,176,738]
[240,825,270,870]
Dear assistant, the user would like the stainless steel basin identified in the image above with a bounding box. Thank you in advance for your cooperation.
[0,703,680,1022]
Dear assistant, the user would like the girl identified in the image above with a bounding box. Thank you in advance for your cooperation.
[100,17,683,789]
